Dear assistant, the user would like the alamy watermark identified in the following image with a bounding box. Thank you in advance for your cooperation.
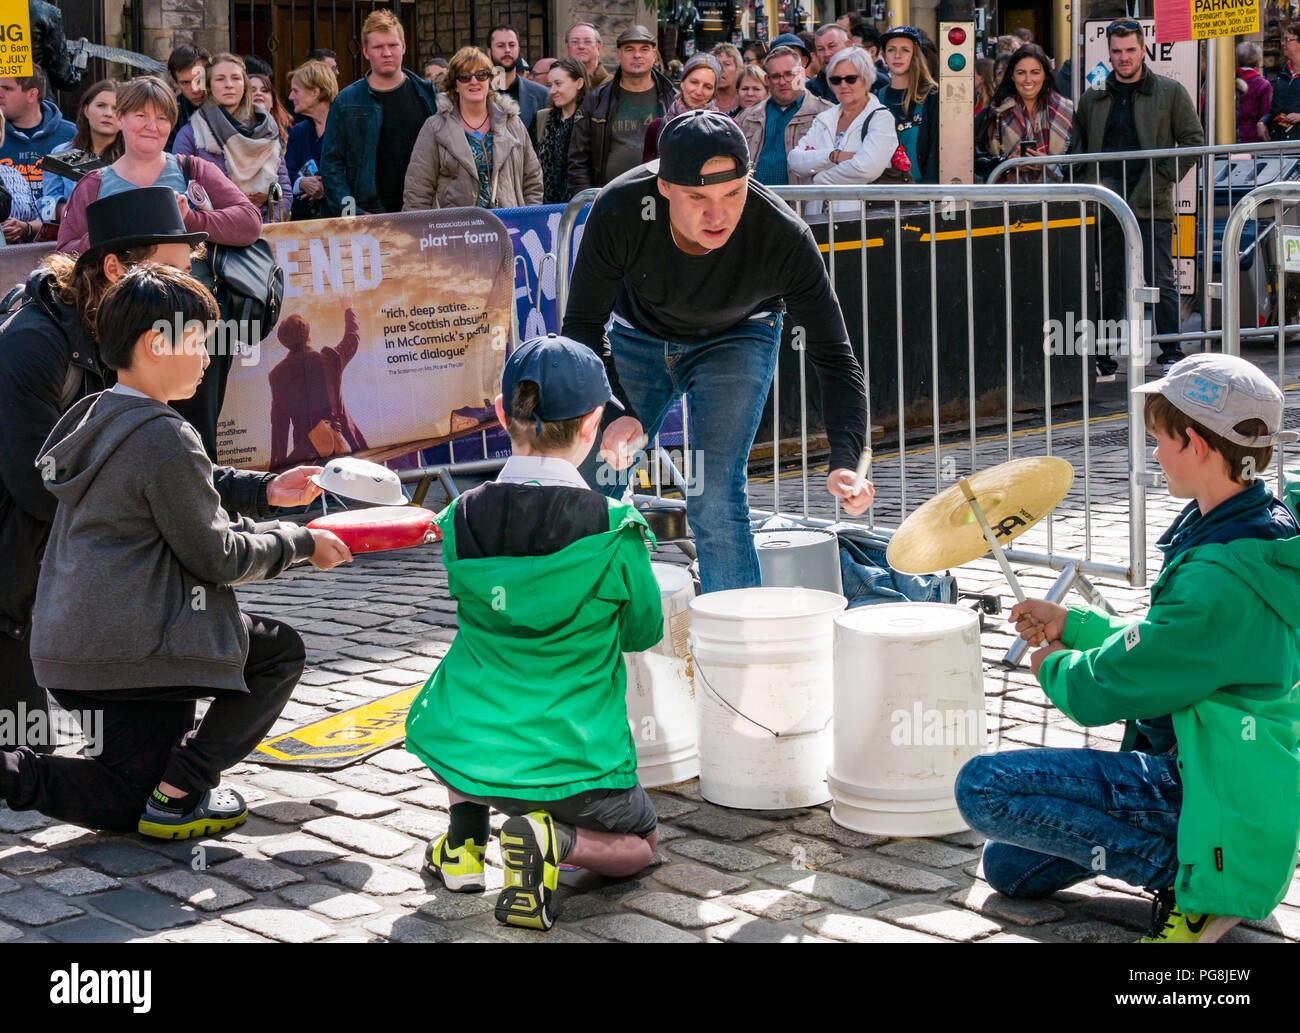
[151,313,263,367]
[1042,313,1153,362]
[0,704,103,756]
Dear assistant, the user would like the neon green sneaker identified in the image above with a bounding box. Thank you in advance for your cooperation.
[495,811,560,931]
[425,834,486,892]
[1138,888,1242,943]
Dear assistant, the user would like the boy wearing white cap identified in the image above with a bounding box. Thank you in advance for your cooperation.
[956,354,1300,942]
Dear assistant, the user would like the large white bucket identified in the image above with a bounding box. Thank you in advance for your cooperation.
[689,587,846,810]
[829,603,986,836]
[624,562,698,787]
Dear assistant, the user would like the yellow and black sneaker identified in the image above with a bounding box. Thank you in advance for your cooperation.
[1138,887,1242,943]
[495,810,560,931]
[137,787,247,840]
[425,834,486,893]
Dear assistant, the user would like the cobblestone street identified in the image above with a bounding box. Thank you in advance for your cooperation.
[2,354,1298,945]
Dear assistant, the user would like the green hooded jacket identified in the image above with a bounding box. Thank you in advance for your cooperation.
[1039,536,1300,920]
[405,495,663,799]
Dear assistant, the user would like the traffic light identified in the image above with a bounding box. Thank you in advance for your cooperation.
[938,21,975,183]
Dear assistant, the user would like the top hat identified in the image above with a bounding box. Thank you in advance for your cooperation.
[82,185,208,261]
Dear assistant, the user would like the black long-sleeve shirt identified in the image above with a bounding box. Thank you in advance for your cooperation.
[561,166,867,473]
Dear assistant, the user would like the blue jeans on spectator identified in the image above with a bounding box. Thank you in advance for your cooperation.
[578,314,783,594]
[954,746,1182,898]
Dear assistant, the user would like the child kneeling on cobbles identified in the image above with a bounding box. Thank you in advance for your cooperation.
[956,354,1300,943]
[0,264,352,840]
[405,334,664,932]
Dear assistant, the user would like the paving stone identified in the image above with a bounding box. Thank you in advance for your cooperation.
[554,891,625,922]
[710,917,832,943]
[380,808,448,841]
[362,667,422,685]
[0,872,18,895]
[250,799,329,825]
[625,891,735,929]
[0,920,18,942]
[213,858,305,891]
[803,912,945,943]
[258,834,349,866]
[303,816,416,858]
[309,790,401,819]
[1243,905,1300,941]
[669,840,774,872]
[581,913,702,943]
[364,912,458,943]
[947,881,1067,926]
[409,890,496,920]
[35,867,121,897]
[1093,875,1148,898]
[1081,894,1154,932]
[224,907,335,942]
[673,808,777,842]
[369,750,428,775]
[327,767,423,795]
[791,812,889,849]
[1220,924,1288,944]
[160,924,269,944]
[876,839,979,869]
[831,856,958,894]
[400,785,451,811]
[298,668,350,686]
[0,809,53,833]
[142,869,253,912]
[321,859,424,895]
[320,658,383,675]
[754,833,845,868]
[88,888,199,931]
[647,793,698,820]
[22,824,99,849]
[247,771,338,799]
[652,862,750,900]
[278,882,383,919]
[877,901,1002,941]
[0,848,62,876]
[0,889,84,926]
[339,645,409,663]
[656,823,686,842]
[1052,920,1136,944]
[45,917,137,943]
[143,839,246,867]
[725,888,823,921]
[752,864,891,911]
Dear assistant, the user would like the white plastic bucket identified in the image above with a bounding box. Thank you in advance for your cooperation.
[754,528,844,595]
[688,587,846,809]
[828,603,986,836]
[624,562,698,787]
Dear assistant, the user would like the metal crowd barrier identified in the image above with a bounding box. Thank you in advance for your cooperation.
[553,183,1155,610]
[990,139,1300,354]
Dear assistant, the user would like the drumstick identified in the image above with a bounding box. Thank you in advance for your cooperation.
[958,478,1048,647]
[851,447,873,496]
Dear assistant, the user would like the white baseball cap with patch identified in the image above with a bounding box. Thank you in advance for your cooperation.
[1131,354,1298,447]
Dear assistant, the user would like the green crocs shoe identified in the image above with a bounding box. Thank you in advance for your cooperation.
[137,787,248,840]
[495,811,560,931]
[425,834,486,892]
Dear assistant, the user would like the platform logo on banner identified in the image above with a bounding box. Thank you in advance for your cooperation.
[216,210,514,471]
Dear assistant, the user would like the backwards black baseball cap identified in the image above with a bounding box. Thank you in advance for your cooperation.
[656,109,751,186]
[501,334,623,432]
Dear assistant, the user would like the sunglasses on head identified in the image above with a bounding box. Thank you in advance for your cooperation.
[828,73,861,85]
[1106,18,1141,35]
[456,70,493,83]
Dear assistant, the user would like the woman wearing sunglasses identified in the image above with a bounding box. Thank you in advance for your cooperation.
[974,43,1073,183]
[402,46,542,210]
[877,26,939,183]
[788,47,899,214]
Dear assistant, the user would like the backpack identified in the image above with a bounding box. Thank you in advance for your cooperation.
[178,155,285,344]
[0,274,86,410]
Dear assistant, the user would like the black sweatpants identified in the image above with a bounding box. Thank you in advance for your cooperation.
[0,614,303,832]
[0,631,52,754]
[1097,211,1182,371]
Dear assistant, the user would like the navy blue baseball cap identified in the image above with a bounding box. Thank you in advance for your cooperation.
[880,25,923,47]
[769,32,810,56]
[501,334,623,431]
[657,109,751,186]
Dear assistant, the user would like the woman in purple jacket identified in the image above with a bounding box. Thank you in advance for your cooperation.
[172,52,292,223]
[1237,41,1273,144]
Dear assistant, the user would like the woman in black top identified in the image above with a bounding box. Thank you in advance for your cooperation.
[535,58,588,204]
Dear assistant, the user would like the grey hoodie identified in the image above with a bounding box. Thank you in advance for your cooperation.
[31,391,316,693]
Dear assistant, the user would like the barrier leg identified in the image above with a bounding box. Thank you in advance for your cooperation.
[1001,561,1079,670]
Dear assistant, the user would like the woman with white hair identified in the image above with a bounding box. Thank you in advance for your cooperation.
[787,47,900,214]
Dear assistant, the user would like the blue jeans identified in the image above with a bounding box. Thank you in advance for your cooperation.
[579,315,783,594]
[954,747,1182,898]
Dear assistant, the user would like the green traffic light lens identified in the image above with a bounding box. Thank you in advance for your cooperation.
[948,53,967,71]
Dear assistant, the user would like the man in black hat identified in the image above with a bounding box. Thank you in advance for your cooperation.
[568,24,676,192]
[562,110,873,594]
[0,187,321,749]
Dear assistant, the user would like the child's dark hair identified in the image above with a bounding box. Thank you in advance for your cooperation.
[1144,393,1273,484]
[505,381,586,450]
[97,263,220,372]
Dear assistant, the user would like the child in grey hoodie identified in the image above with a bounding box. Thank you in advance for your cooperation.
[1,264,352,839]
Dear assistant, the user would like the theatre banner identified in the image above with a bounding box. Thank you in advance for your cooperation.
[217,208,514,471]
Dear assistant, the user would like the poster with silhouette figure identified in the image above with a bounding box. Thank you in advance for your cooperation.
[215,209,513,471]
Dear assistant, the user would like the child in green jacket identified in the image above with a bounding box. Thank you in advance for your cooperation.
[405,334,664,932]
[956,354,1300,943]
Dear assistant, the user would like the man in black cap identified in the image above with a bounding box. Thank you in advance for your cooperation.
[562,110,873,593]
[568,24,675,192]
[0,187,321,752]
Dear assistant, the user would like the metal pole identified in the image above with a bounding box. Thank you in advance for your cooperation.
[1202,39,1216,351]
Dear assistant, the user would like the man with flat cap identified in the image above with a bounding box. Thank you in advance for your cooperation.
[562,108,873,593]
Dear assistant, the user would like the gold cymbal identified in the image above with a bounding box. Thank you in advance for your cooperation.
[886,456,1075,574]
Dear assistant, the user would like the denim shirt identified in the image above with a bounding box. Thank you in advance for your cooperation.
[754,95,805,186]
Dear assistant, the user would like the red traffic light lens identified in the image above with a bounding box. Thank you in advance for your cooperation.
[948,26,967,45]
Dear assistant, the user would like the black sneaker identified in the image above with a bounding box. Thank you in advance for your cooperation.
[1095,360,1118,383]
